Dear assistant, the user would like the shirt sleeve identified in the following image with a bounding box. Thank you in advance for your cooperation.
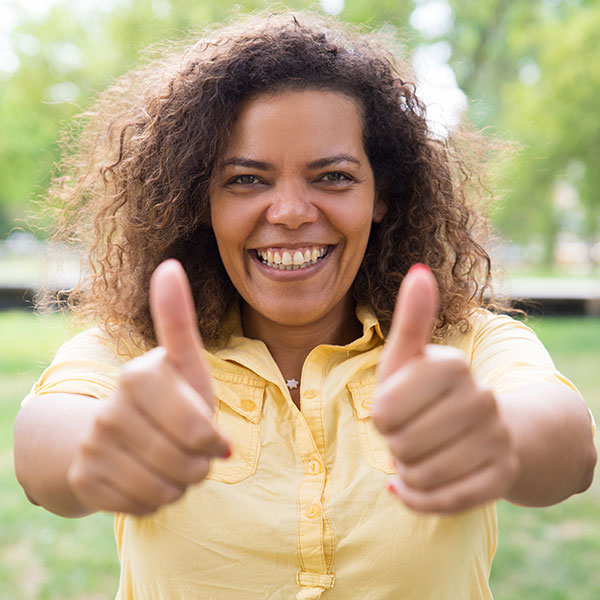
[467,312,579,395]
[22,328,127,405]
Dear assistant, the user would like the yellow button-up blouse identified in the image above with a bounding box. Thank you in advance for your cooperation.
[25,307,579,599]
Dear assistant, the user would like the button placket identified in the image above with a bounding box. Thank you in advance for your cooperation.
[306,503,321,519]
[303,388,318,400]
[307,458,322,476]
[295,348,335,588]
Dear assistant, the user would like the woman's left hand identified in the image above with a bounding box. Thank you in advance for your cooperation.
[371,265,520,514]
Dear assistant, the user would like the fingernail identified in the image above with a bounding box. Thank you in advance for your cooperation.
[387,479,399,495]
[221,447,232,459]
[407,263,430,274]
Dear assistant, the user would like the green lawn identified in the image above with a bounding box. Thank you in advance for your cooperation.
[0,312,118,600]
[490,317,600,600]
[1,311,599,599]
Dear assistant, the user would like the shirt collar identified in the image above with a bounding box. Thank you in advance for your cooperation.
[216,302,382,352]
[209,302,383,384]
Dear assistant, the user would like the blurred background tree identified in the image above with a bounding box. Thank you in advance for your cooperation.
[0,0,598,272]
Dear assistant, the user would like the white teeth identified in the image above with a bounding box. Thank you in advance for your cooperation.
[256,246,329,270]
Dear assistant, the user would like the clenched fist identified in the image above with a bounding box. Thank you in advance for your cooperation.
[372,265,520,514]
[67,260,231,515]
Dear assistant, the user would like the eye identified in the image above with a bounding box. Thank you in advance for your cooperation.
[319,172,353,183]
[228,174,260,185]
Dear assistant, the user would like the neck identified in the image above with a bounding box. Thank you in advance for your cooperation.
[241,296,362,383]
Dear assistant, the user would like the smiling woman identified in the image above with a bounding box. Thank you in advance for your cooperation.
[210,91,384,355]
[13,9,596,600]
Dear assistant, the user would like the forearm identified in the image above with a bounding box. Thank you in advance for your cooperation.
[498,382,596,507]
[13,393,104,518]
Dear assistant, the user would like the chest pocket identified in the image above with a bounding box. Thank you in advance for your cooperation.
[348,376,397,475]
[206,372,264,484]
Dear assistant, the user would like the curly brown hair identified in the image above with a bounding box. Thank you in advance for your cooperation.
[43,10,497,350]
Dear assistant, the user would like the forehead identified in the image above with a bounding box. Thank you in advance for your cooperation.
[223,89,367,160]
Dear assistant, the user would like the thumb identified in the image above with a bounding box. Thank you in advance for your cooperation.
[150,259,215,409]
[377,264,439,380]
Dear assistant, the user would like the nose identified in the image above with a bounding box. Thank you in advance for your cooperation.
[265,180,319,229]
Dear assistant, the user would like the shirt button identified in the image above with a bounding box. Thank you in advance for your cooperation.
[306,503,321,519]
[307,458,322,475]
[240,399,257,412]
[303,389,318,399]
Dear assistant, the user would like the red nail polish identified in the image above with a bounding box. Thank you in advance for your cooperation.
[221,447,232,459]
[407,263,430,274]
[387,480,398,495]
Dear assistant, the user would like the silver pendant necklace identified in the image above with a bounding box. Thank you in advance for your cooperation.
[286,378,299,389]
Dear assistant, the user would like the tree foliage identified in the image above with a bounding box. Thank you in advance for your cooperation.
[1,0,598,265]
[496,2,600,257]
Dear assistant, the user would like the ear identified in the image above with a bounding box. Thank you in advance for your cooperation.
[372,195,387,223]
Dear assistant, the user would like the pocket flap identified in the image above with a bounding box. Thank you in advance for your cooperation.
[211,372,265,424]
[347,375,378,419]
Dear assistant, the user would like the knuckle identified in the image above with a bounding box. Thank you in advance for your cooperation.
[147,480,181,507]
[67,462,95,496]
[184,419,215,451]
[119,365,144,390]
[183,425,205,451]
[158,483,184,505]
[477,388,497,413]
[370,407,385,431]
[118,368,135,389]
[79,433,102,458]
[400,495,421,512]
[67,462,84,488]
[405,465,436,491]
[441,490,470,513]
[183,456,210,483]
[120,348,168,387]
[488,420,510,449]
[141,435,169,466]
[93,407,119,437]
[370,396,392,432]
[388,434,411,462]
[444,355,469,377]
[499,453,520,483]
[131,504,153,516]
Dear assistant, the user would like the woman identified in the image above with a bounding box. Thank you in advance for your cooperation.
[14,11,595,599]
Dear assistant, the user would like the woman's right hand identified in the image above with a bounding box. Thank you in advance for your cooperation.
[66,260,230,515]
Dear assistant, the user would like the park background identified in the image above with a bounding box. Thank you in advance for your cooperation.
[0,0,599,598]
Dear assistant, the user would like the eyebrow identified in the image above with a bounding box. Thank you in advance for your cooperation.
[222,157,272,170]
[221,154,362,171]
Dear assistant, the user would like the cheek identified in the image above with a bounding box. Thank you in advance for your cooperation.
[341,210,375,249]
[210,215,238,270]
[210,202,245,253]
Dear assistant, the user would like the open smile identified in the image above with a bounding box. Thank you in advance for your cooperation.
[251,245,332,271]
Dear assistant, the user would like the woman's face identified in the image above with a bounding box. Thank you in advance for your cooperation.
[210,89,386,332]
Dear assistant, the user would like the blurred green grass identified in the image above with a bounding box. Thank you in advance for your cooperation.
[490,316,600,600]
[0,311,118,600]
[1,311,599,599]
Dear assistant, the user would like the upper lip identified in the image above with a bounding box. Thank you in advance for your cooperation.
[250,243,333,250]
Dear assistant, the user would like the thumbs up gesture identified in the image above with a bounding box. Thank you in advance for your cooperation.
[372,265,519,513]
[67,260,230,515]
